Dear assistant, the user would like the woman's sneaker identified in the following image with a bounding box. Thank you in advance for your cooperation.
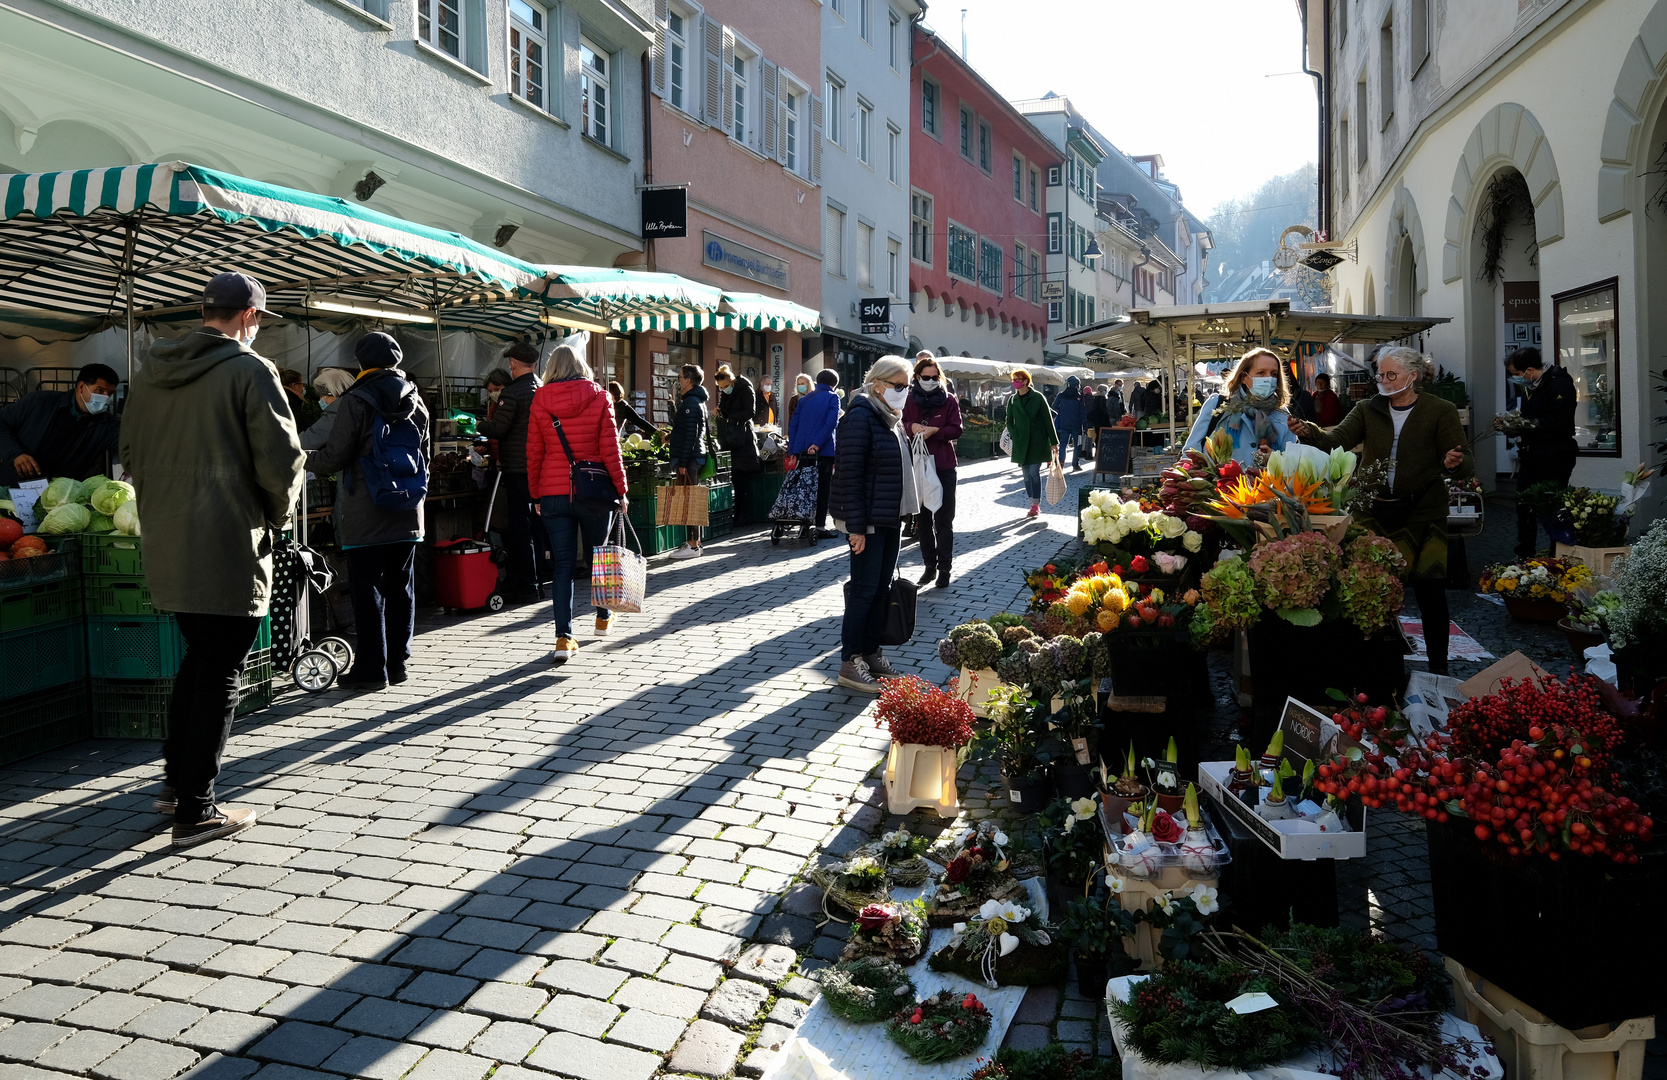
[864,650,900,678]
[837,657,881,694]
[172,805,258,849]
[551,637,579,663]
[1027,503,1040,518]
[594,617,610,637]
[668,543,702,560]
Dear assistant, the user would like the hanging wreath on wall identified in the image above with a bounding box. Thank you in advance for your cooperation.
[1475,171,1537,285]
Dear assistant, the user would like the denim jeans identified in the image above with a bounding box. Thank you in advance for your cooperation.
[917,468,957,574]
[812,454,835,529]
[541,495,613,637]
[166,613,262,824]
[1021,461,1043,500]
[841,525,901,661]
[346,543,417,681]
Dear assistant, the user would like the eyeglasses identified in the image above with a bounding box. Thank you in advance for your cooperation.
[883,380,909,391]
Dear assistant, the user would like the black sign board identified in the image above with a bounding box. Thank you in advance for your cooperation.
[859,297,890,335]
[1095,427,1133,475]
[641,187,688,239]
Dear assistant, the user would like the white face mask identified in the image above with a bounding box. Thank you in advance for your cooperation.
[238,318,260,347]
[1378,376,1411,398]
[918,378,941,393]
[882,386,909,410]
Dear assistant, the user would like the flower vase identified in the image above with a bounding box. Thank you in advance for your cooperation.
[1002,769,1051,811]
[883,742,958,817]
[1153,791,1184,814]
[1556,618,1604,658]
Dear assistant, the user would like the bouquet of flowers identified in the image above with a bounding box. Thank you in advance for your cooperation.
[1080,492,1205,564]
[845,899,931,964]
[1478,556,1591,604]
[1158,428,1241,524]
[1560,486,1630,547]
[929,898,1066,988]
[887,992,993,1062]
[939,621,1005,672]
[875,676,975,749]
[1248,531,1344,612]
[1566,583,1622,634]
[1192,532,1407,646]
[1023,563,1073,611]
[1202,445,1361,543]
[1189,558,1260,648]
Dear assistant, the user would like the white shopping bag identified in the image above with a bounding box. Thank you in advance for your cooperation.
[911,434,943,513]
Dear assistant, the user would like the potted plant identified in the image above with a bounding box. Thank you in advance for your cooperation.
[1037,795,1103,906]
[938,620,1006,716]
[874,676,975,817]
[1058,890,1140,999]
[1050,675,1099,798]
[971,684,1054,811]
[1146,737,1184,813]
[1605,519,1667,694]
[1100,743,1149,829]
[1478,555,1591,623]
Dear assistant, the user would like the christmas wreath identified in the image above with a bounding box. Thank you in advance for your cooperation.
[822,956,917,1023]
[929,898,1067,987]
[1108,960,1317,1070]
[887,991,993,1063]
[842,899,930,965]
[928,822,1028,926]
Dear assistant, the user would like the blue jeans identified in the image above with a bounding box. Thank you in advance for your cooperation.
[842,525,901,661]
[346,543,416,681]
[541,495,613,637]
[1021,462,1043,500]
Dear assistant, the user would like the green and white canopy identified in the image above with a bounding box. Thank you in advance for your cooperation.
[532,265,726,331]
[0,161,558,343]
[612,290,821,335]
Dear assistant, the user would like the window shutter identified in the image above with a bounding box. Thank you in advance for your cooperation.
[761,61,779,160]
[652,0,668,96]
[775,70,791,165]
[810,94,824,182]
[721,28,736,136]
[702,17,724,126]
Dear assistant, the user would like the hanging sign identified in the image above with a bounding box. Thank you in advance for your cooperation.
[859,297,891,335]
[641,187,688,239]
[1502,281,1540,323]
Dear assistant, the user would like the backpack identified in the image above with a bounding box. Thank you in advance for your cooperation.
[350,384,428,511]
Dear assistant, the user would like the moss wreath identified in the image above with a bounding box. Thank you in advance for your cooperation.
[885,991,993,1063]
[821,956,917,1023]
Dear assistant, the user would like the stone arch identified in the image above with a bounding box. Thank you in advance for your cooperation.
[1383,183,1428,315]
[1362,268,1377,316]
[1597,1,1667,221]
[1441,103,1564,283]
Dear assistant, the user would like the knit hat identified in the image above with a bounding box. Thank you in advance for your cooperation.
[355,332,403,369]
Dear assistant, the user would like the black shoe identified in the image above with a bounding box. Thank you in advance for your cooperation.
[388,669,409,685]
[917,567,937,586]
[816,528,837,539]
[172,805,258,848]
[338,673,388,691]
[935,571,951,589]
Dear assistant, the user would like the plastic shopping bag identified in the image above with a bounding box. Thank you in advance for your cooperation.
[1044,455,1067,505]
[912,434,943,513]
[999,427,1013,456]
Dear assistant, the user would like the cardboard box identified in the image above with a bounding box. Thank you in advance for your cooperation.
[1456,651,1550,700]
[1199,760,1366,861]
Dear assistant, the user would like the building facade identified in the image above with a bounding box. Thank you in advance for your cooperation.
[909,25,1058,365]
[1093,148,1212,311]
[1012,94,1106,362]
[1299,0,1663,493]
[817,0,923,385]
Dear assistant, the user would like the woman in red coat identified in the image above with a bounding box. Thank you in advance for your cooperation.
[527,345,630,663]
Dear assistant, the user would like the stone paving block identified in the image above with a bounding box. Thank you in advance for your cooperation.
[454,949,542,985]
[124,1001,210,1041]
[256,925,354,956]
[332,931,405,963]
[319,1035,426,1080]
[247,1021,351,1067]
[336,996,433,1040]
[524,931,600,960]
[661,923,741,962]
[528,959,625,1000]
[0,1020,73,1062]
[767,996,809,1027]
[461,981,546,1021]
[69,927,175,960]
[388,938,477,972]
[148,937,230,969]
[136,972,217,1003]
[259,986,358,1024]
[605,1007,688,1052]
[177,1011,277,1054]
[1001,1022,1052,1050]
[729,943,795,984]
[441,918,534,952]
[25,947,113,983]
[260,952,350,988]
[404,1048,492,1080]
[778,976,821,1003]
[177,1051,260,1080]
[529,993,618,1037]
[331,964,411,999]
[0,982,97,1021]
[398,972,478,1009]
[524,1030,660,1080]
[200,945,290,979]
[0,918,90,948]
[63,991,155,1032]
[83,959,169,992]
[610,976,707,1018]
[466,1019,543,1063]
[657,954,725,991]
[1013,984,1059,1024]
[191,977,285,1014]
[88,1037,200,1080]
[597,938,666,975]
[407,1010,491,1050]
[755,913,816,949]
[701,977,770,1027]
[668,1018,746,1078]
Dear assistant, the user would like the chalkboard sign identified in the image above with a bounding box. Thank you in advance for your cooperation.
[1095,427,1133,476]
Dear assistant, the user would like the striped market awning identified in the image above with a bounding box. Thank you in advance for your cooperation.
[0,161,554,343]
[612,290,821,335]
[532,266,726,332]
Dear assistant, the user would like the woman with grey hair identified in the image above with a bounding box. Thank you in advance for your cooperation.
[1294,346,1470,674]
[300,368,360,452]
[828,356,919,692]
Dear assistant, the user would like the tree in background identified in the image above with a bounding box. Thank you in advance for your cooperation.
[1202,164,1329,309]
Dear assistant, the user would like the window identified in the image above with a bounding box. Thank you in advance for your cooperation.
[947,223,976,280]
[888,238,901,296]
[978,122,991,171]
[1410,0,1430,75]
[1339,117,1350,200]
[1013,244,1025,297]
[1030,254,1039,302]
[1047,164,1061,186]
[921,79,939,136]
[665,9,688,112]
[732,52,748,143]
[830,0,842,14]
[418,0,464,58]
[1337,0,1347,42]
[979,238,1002,292]
[857,222,874,289]
[785,90,801,173]
[825,204,846,278]
[1355,79,1369,165]
[887,123,901,184]
[910,191,932,264]
[1029,168,1039,210]
[959,106,973,159]
[1553,279,1623,455]
[509,0,547,109]
[1046,213,1062,254]
[826,75,845,145]
[857,99,872,164]
[889,10,901,69]
[1379,12,1394,130]
[581,37,610,143]
[859,0,871,42]
[1013,155,1024,201]
[1047,300,1062,323]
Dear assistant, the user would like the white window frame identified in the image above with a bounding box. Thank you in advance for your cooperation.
[825,203,847,279]
[889,9,901,69]
[1047,300,1062,323]
[418,0,465,59]
[830,0,843,16]
[857,98,873,165]
[580,35,612,145]
[859,0,872,43]
[731,44,751,146]
[1030,253,1039,303]
[665,4,692,114]
[508,0,549,111]
[784,83,803,175]
[856,220,875,290]
[826,73,845,147]
[910,189,932,267]
[1046,164,1061,186]
[888,237,902,297]
[887,122,901,185]
[946,219,977,281]
[1046,213,1062,255]
[978,236,1002,293]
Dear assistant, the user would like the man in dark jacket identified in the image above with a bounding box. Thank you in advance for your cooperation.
[122,272,304,848]
[0,363,122,486]
[478,342,544,601]
[788,369,842,535]
[306,333,431,690]
[1105,379,1127,421]
[1506,347,1579,557]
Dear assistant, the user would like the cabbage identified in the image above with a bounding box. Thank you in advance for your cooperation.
[86,512,115,533]
[39,477,81,510]
[38,503,90,534]
[113,502,140,536]
[88,480,134,516]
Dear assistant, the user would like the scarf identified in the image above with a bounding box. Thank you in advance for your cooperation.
[1209,390,1281,456]
[863,392,920,520]
[910,382,948,410]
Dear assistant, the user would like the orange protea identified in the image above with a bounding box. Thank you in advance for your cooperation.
[1210,474,1272,518]
[1096,608,1120,632]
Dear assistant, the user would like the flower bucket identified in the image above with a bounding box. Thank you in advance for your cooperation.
[1553,543,1630,576]
[1556,618,1605,657]
[1307,513,1353,545]
[883,742,958,817]
[955,667,1011,717]
[1002,769,1051,811]
[1502,596,1565,624]
[1051,762,1096,799]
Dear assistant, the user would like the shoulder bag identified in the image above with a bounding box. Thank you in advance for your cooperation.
[549,401,622,511]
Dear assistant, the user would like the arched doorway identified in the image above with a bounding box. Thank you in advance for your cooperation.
[1466,167,1540,480]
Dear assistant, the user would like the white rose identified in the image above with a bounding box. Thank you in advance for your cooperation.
[1157,515,1187,539]
[1183,531,1203,553]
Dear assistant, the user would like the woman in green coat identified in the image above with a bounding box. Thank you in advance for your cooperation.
[1004,369,1059,519]
[1293,346,1470,674]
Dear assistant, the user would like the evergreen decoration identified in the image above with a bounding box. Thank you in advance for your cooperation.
[886,992,993,1063]
[821,957,917,1023]
[1108,960,1319,1070]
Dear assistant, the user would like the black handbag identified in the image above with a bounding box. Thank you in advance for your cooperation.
[549,412,622,511]
[845,575,918,647]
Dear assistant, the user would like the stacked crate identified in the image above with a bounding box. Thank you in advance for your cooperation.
[707,482,735,538]
[0,538,91,765]
[625,497,687,556]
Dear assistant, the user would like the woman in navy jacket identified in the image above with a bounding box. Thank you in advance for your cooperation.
[900,353,962,588]
[787,368,841,535]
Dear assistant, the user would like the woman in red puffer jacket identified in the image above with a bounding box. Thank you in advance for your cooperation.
[526,345,630,664]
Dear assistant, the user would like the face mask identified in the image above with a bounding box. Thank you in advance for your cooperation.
[919,378,941,393]
[762,383,773,394]
[487,390,502,403]
[1508,375,1527,389]
[1378,380,1408,398]
[239,322,259,347]
[883,386,909,410]
[1250,376,1277,398]
[720,384,734,395]
[85,392,112,415]
[1012,380,1027,392]
[797,382,811,395]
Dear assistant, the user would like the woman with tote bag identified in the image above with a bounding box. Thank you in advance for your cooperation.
[1003,369,1059,520]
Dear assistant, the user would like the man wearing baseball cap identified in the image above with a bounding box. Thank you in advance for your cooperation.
[121,272,305,848]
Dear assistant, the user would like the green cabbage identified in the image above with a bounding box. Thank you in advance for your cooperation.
[39,477,81,510]
[38,503,90,534]
[113,502,140,536]
[86,512,115,533]
[88,480,134,516]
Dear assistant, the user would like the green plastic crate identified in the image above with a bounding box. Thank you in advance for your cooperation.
[0,682,92,765]
[706,508,734,539]
[627,495,659,529]
[0,537,79,591]
[627,523,686,556]
[0,621,87,701]
[708,483,734,513]
[742,472,787,523]
[0,577,81,632]
[84,576,154,616]
[86,615,185,680]
[80,533,144,577]
[90,678,170,739]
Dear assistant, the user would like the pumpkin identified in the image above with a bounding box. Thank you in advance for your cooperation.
[8,535,48,556]
[0,517,20,548]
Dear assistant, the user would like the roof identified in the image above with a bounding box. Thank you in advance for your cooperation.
[1057,302,1452,355]
[914,28,1062,164]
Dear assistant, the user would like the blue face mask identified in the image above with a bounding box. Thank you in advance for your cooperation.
[1249,376,1278,398]
[1508,375,1527,389]
[720,384,734,395]
[84,392,113,415]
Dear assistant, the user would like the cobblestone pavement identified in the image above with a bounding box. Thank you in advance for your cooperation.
[0,454,1095,1080]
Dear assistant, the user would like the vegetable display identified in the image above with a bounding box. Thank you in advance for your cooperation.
[38,503,91,534]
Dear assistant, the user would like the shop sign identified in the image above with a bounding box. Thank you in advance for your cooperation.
[1039,280,1065,302]
[1502,281,1540,323]
[859,297,891,335]
[703,231,789,291]
[641,187,688,239]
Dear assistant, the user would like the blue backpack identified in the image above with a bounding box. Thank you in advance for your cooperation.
[349,389,428,511]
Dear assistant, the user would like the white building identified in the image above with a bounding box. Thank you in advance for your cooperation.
[1298,0,1665,494]
[1013,93,1105,363]
[818,0,923,379]
[0,0,653,378]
